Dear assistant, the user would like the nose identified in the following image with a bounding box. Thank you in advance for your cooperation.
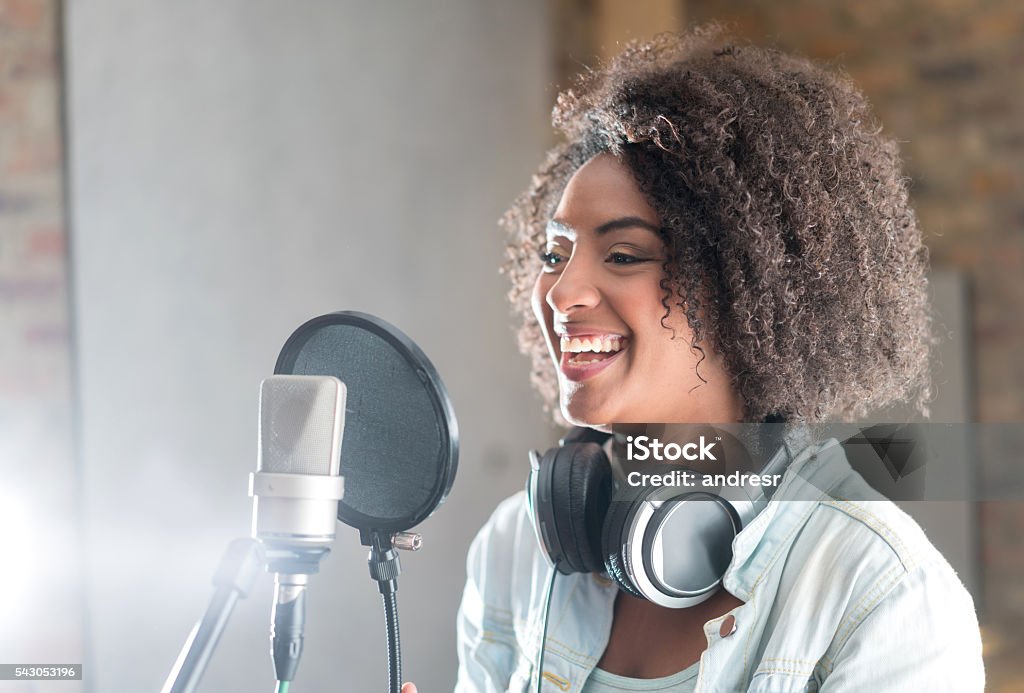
[546,254,601,315]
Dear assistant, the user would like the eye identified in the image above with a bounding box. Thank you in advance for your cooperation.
[538,245,569,270]
[538,251,563,266]
[608,252,645,265]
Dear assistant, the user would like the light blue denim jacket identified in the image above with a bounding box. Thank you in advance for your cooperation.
[455,438,984,692]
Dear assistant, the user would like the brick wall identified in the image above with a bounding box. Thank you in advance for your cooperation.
[0,0,83,683]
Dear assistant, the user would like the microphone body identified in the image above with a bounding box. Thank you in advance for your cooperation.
[250,375,346,546]
[249,375,347,684]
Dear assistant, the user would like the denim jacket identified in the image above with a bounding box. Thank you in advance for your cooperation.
[455,438,984,692]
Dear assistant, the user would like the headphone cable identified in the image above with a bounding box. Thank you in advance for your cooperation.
[534,562,559,693]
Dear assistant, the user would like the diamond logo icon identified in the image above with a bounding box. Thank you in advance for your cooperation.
[845,424,925,483]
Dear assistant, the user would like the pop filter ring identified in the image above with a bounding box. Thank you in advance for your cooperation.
[274,311,459,535]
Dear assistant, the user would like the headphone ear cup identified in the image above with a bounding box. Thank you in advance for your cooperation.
[549,442,611,574]
[601,484,645,599]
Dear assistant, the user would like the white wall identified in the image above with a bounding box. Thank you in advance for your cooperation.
[65,2,554,691]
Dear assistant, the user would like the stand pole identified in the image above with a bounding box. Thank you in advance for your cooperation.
[161,538,266,693]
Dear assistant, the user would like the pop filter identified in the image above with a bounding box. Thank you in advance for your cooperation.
[274,311,458,536]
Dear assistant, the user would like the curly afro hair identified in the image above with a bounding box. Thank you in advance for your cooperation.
[502,25,932,424]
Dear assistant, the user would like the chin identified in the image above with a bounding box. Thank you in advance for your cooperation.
[560,396,618,428]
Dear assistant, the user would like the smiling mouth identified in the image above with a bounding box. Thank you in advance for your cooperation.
[559,334,628,368]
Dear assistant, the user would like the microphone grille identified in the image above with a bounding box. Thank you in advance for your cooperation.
[258,375,346,476]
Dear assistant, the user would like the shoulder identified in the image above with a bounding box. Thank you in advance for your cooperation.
[799,498,984,688]
[745,439,983,684]
[466,490,533,571]
[478,490,532,540]
[758,438,965,575]
[790,492,978,630]
[785,438,972,594]
[463,491,546,610]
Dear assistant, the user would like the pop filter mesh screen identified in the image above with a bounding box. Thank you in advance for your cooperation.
[291,324,443,523]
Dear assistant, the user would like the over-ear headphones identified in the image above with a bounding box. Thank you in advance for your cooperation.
[525,426,796,608]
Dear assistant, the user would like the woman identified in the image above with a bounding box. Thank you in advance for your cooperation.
[430,26,982,692]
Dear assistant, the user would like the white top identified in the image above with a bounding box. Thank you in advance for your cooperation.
[583,661,700,692]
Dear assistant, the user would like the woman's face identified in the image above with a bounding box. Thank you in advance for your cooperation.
[531,154,742,426]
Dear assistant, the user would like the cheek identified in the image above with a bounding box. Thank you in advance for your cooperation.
[635,271,686,333]
[608,273,674,334]
[619,278,696,367]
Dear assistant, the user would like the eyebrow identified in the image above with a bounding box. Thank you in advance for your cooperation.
[547,216,662,237]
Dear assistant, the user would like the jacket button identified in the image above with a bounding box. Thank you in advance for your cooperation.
[719,614,737,637]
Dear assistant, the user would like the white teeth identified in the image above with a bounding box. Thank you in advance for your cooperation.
[559,335,626,354]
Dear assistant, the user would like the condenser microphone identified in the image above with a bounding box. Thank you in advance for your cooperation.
[249,374,347,686]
